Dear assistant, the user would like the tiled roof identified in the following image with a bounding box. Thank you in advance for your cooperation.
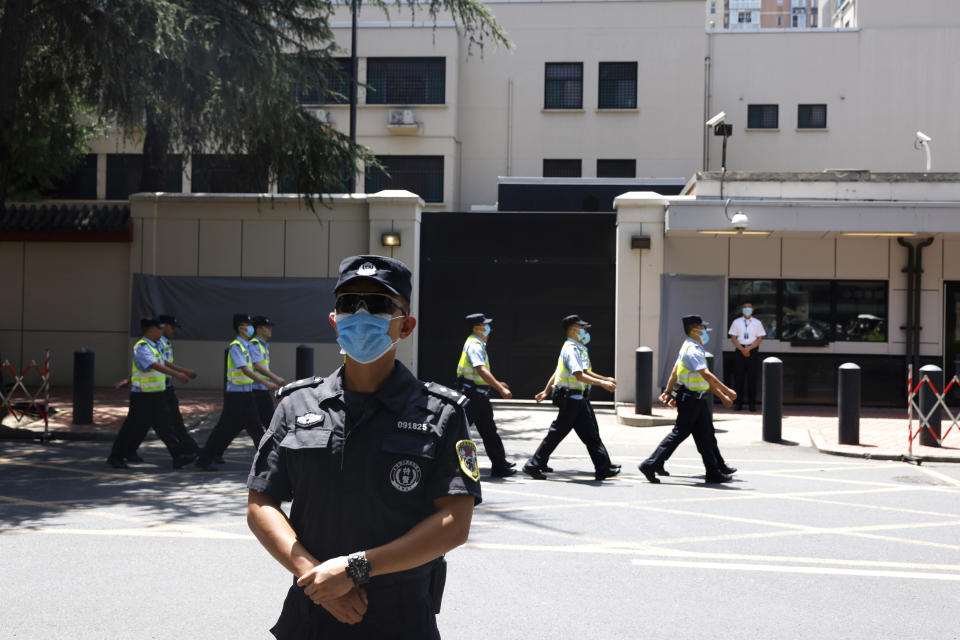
[0,203,132,241]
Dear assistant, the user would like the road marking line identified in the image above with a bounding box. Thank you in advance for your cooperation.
[916,465,960,488]
[0,526,252,540]
[628,558,960,581]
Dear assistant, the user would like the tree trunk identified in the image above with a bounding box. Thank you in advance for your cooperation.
[0,0,32,212]
[139,107,172,192]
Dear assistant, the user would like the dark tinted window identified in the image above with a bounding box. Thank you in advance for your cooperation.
[296,58,351,105]
[798,103,827,129]
[366,58,445,104]
[106,154,183,199]
[596,159,636,178]
[543,159,582,178]
[191,155,268,193]
[366,155,443,203]
[598,62,637,109]
[747,104,779,129]
[544,63,583,109]
[52,154,98,199]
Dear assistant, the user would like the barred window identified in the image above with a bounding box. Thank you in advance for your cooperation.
[598,62,637,109]
[106,154,182,199]
[543,159,582,178]
[366,58,445,105]
[798,104,827,129]
[366,156,444,203]
[597,159,636,178]
[544,63,583,109]
[747,104,779,129]
[296,58,351,105]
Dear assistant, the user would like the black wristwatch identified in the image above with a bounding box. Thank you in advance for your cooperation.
[345,551,371,586]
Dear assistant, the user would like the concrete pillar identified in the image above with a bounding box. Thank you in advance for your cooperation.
[366,190,424,375]
[613,192,668,404]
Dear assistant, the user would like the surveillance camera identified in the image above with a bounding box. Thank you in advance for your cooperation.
[705,112,726,128]
[916,131,931,144]
[730,211,749,230]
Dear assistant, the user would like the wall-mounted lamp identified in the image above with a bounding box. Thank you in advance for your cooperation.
[381,232,401,247]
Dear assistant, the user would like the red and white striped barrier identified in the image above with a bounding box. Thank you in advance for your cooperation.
[0,350,52,440]
[906,364,958,455]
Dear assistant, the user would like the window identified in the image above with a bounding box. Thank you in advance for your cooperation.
[747,104,779,129]
[777,15,783,25]
[544,63,583,109]
[106,154,182,199]
[51,154,98,199]
[365,156,443,203]
[798,104,827,129]
[191,155,268,193]
[596,159,636,178]
[710,1,716,13]
[728,279,888,344]
[366,58,445,105]
[296,58,351,105]
[598,62,637,109]
[543,159,582,178]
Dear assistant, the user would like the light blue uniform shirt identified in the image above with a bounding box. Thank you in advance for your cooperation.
[159,335,174,388]
[226,337,254,392]
[131,339,162,393]
[679,337,708,372]
[465,339,487,369]
[249,338,269,391]
[560,338,592,396]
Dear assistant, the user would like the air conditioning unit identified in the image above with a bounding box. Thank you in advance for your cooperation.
[307,108,330,124]
[388,109,416,126]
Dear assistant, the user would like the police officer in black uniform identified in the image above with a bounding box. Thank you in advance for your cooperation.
[247,255,481,639]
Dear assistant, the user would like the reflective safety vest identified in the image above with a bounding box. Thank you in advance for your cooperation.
[226,339,254,386]
[131,339,166,392]
[676,340,710,392]
[250,336,270,371]
[456,335,489,385]
[553,339,590,391]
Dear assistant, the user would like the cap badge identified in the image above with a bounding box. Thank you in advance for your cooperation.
[358,262,377,276]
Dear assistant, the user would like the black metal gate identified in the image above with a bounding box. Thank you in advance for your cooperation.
[417,211,616,400]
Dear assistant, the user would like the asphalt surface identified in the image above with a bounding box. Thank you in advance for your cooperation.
[1,405,959,639]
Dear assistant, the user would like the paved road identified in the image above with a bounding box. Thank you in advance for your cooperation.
[2,406,959,639]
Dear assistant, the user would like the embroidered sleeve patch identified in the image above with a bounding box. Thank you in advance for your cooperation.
[456,440,480,482]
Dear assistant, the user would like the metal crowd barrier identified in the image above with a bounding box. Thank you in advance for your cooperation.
[0,350,52,440]
[906,364,958,455]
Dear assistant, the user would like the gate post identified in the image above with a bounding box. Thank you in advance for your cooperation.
[919,364,942,447]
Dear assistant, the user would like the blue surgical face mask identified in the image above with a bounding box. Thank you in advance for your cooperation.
[244,325,254,338]
[578,328,591,345]
[482,325,491,338]
[699,327,710,345]
[335,309,402,364]
[743,307,753,317]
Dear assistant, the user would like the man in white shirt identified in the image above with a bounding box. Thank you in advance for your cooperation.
[727,300,766,411]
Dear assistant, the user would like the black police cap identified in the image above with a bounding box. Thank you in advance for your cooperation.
[157,314,181,328]
[562,314,591,330]
[335,255,412,303]
[682,314,710,328]
[252,315,273,328]
[141,317,163,330]
[233,313,253,330]
[465,313,492,327]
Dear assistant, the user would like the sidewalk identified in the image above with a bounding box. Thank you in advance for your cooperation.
[0,387,222,441]
[618,402,960,463]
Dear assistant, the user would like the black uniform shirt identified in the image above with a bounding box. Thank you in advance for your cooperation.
[248,362,482,575]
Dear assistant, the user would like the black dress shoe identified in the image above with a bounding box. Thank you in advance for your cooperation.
[125,454,144,463]
[506,461,517,468]
[595,466,620,481]
[213,456,225,465]
[107,457,129,469]
[718,464,737,475]
[655,465,670,477]
[195,458,217,472]
[490,467,517,478]
[704,471,733,483]
[522,463,547,480]
[173,453,197,469]
[609,464,621,472]
[541,464,554,473]
[638,462,660,483]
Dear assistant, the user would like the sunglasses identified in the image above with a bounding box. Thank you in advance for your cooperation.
[335,293,405,315]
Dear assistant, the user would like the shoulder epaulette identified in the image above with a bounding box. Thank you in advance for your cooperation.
[423,381,468,407]
[276,376,324,400]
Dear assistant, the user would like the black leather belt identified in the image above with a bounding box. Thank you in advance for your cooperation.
[676,386,708,401]
[457,379,490,396]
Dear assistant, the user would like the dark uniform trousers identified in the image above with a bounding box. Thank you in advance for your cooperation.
[198,391,264,464]
[528,395,611,472]
[109,392,187,460]
[253,389,276,431]
[732,347,760,409]
[460,388,508,470]
[643,393,722,472]
[121,386,198,457]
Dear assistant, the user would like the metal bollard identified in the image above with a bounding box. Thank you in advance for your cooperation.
[634,347,653,415]
[296,345,315,381]
[762,357,782,442]
[919,364,942,447]
[837,363,861,445]
[72,349,95,425]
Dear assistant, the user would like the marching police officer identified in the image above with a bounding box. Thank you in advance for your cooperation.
[638,314,738,484]
[523,315,620,482]
[250,315,286,429]
[195,314,278,470]
[247,255,481,639]
[106,317,195,469]
[455,313,515,477]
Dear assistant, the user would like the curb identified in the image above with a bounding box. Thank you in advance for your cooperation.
[615,406,677,428]
[807,428,960,463]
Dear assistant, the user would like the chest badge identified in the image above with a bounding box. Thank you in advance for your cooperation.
[390,460,422,492]
[456,440,480,483]
[296,412,324,427]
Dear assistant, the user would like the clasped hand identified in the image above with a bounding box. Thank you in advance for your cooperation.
[297,556,368,624]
